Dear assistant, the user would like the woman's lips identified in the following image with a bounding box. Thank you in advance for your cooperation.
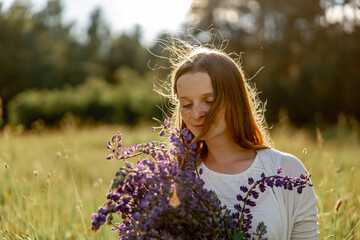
[193,124,203,130]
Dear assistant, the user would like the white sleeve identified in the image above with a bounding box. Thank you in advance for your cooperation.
[280,153,319,240]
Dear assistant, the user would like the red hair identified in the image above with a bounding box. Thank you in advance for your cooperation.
[155,40,272,165]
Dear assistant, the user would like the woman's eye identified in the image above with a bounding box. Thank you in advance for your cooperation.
[205,101,213,105]
[181,104,192,109]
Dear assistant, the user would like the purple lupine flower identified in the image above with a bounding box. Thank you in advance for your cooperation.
[297,185,305,194]
[266,179,274,187]
[246,200,256,207]
[236,194,244,202]
[128,145,136,152]
[248,177,254,185]
[240,186,249,193]
[125,162,133,169]
[158,129,165,136]
[92,120,314,240]
[254,221,268,239]
[92,122,225,238]
[251,190,259,199]
[259,183,266,192]
[121,148,130,154]
[235,170,313,238]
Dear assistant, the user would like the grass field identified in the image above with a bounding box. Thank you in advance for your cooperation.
[0,117,359,239]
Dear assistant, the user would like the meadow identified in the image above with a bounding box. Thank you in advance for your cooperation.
[0,115,359,239]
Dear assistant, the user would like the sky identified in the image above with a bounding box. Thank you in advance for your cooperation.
[2,0,358,42]
[2,0,194,44]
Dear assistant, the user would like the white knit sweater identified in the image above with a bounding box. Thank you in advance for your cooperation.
[198,148,319,240]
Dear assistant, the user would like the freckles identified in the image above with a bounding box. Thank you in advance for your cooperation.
[180,110,187,119]
[180,111,190,121]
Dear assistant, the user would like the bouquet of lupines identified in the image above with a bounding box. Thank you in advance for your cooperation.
[91,120,313,239]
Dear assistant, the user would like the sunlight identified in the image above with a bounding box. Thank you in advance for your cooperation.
[325,4,360,32]
[105,0,193,42]
[1,0,194,43]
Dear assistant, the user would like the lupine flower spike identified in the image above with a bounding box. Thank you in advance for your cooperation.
[91,120,313,240]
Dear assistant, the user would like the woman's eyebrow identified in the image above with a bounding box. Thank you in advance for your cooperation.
[202,93,214,97]
[178,93,213,100]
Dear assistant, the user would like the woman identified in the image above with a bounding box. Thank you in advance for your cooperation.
[165,44,319,239]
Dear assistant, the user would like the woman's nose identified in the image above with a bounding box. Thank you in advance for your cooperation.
[192,104,207,119]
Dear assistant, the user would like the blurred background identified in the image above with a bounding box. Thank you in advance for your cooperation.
[1,1,360,239]
[0,0,359,130]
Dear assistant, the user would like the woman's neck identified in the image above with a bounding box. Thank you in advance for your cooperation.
[203,136,257,174]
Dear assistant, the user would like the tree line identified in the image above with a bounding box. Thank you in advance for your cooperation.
[0,0,359,128]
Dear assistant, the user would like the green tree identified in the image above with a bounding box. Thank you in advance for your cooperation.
[85,7,110,62]
[0,0,87,123]
[105,26,150,82]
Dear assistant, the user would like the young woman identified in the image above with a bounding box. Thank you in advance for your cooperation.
[165,44,319,239]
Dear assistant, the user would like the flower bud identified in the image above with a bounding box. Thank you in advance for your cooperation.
[302,148,307,154]
[334,199,342,213]
[169,184,180,208]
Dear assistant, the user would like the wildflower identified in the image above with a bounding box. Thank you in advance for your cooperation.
[240,186,248,193]
[248,177,254,185]
[121,148,130,155]
[254,221,268,239]
[164,118,170,125]
[158,129,165,136]
[251,190,259,199]
[91,120,313,239]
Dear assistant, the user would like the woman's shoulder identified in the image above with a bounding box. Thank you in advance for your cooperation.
[258,148,308,177]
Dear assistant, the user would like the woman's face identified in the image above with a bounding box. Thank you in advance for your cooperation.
[176,71,227,141]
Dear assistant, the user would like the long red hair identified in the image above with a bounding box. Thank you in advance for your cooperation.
[156,42,272,165]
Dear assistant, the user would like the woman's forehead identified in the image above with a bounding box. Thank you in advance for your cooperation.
[176,72,213,98]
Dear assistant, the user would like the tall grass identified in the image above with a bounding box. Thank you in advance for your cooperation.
[0,122,159,239]
[271,114,360,240]
[0,118,359,239]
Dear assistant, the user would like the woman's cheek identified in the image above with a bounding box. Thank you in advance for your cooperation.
[180,109,190,121]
